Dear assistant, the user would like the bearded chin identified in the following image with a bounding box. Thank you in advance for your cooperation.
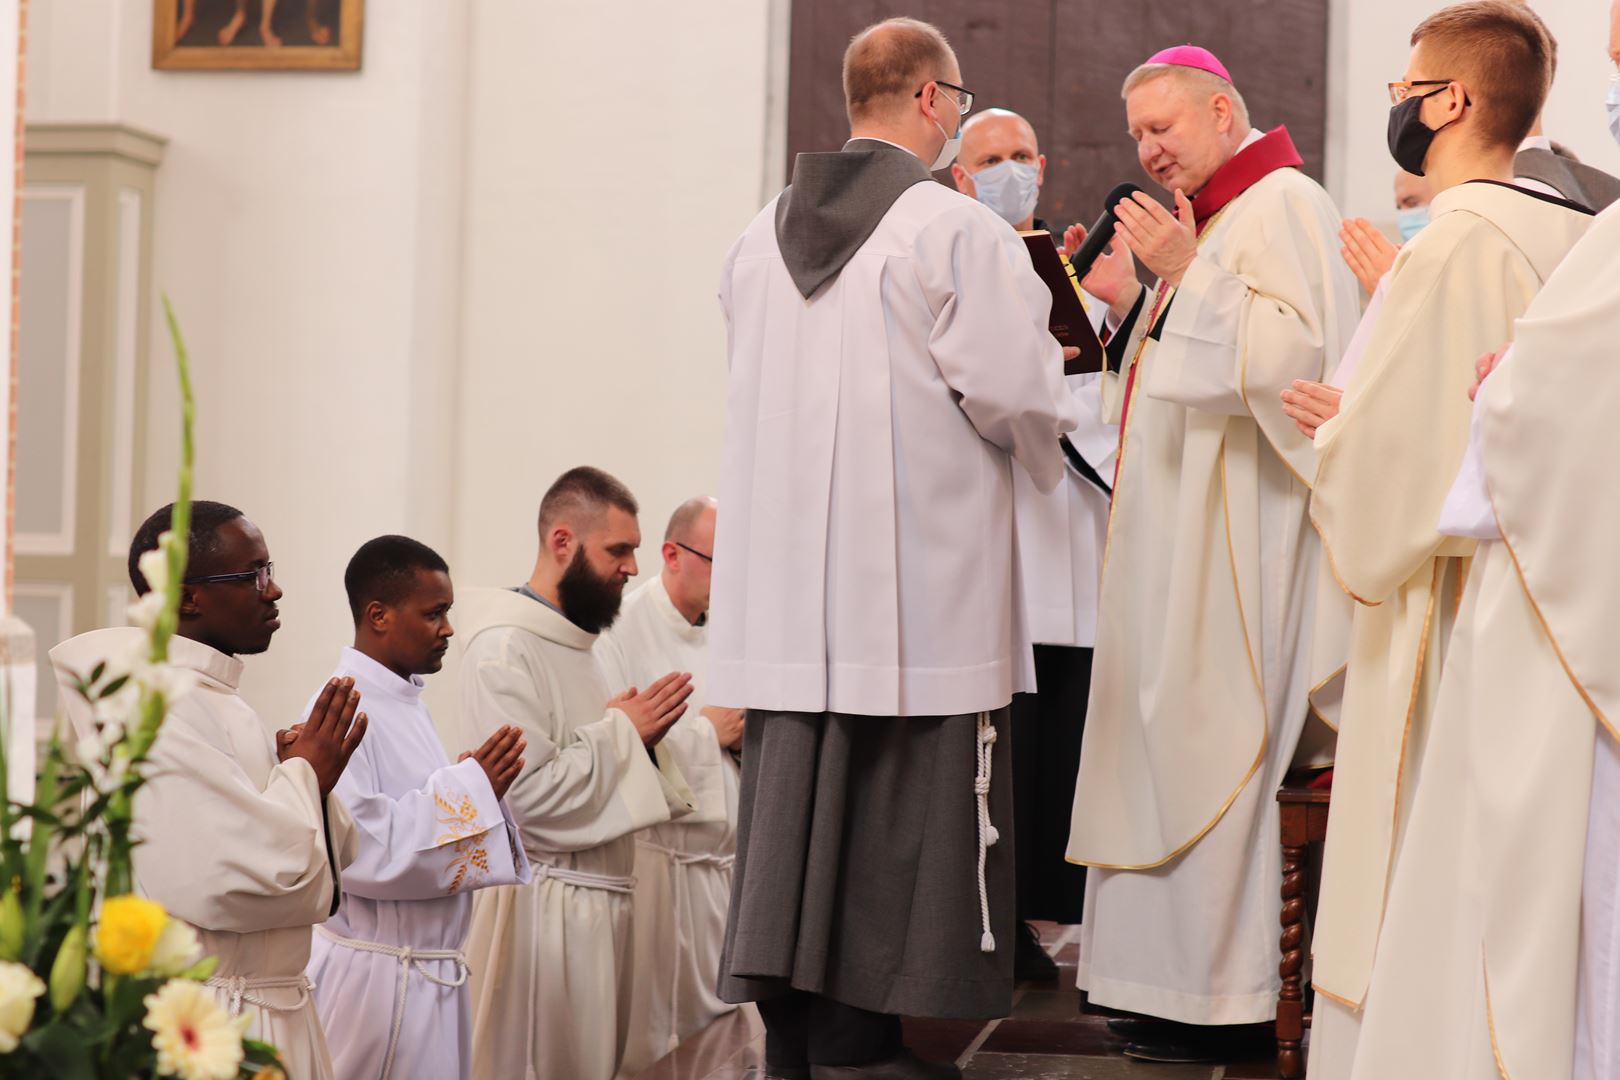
[557,550,624,634]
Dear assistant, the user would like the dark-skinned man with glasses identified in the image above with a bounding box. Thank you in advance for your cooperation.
[50,500,368,1080]
[1279,4,1596,1076]
[596,496,745,1075]
[710,15,1083,1080]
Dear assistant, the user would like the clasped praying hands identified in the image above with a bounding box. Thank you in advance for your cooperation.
[1281,380,1343,440]
[1112,189,1199,287]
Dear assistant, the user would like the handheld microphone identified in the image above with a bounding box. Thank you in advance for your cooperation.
[1067,182,1144,281]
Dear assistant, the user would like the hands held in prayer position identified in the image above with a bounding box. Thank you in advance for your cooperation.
[1340,218,1399,297]
[1062,221,1143,323]
[1469,345,1508,402]
[1111,189,1198,289]
[277,676,369,797]
[461,724,527,800]
[702,706,746,751]
[1281,380,1343,439]
[610,671,694,747]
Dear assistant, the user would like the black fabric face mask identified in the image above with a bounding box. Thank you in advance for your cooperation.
[1387,87,1456,176]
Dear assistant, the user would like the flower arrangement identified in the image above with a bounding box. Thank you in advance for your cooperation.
[0,300,284,1078]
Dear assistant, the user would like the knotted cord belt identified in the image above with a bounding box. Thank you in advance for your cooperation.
[205,973,316,1017]
[314,925,468,1080]
[635,838,737,1053]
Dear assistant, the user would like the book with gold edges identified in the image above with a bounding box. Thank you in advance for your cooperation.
[1019,230,1105,374]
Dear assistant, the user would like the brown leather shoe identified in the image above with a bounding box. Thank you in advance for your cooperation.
[809,1048,963,1079]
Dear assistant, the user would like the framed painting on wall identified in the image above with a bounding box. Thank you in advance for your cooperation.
[152,0,363,71]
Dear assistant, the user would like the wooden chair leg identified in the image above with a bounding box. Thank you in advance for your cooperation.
[1277,825,1308,1079]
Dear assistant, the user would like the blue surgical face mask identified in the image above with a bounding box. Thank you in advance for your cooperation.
[1396,205,1430,242]
[970,159,1041,227]
[1607,69,1620,149]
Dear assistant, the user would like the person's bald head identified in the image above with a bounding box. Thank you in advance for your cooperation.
[843,18,959,128]
[950,110,1047,228]
[661,496,717,625]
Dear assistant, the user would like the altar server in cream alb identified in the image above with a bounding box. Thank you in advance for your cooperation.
[459,466,696,1080]
[1064,45,1360,1062]
[304,535,531,1080]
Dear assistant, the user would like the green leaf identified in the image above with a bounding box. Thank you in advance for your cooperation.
[20,1020,96,1080]
[95,674,131,700]
[88,662,106,687]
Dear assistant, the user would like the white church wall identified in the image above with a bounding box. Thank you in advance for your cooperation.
[25,1,472,726]
[1326,0,1620,224]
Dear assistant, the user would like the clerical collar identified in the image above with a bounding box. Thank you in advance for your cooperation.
[1189,126,1303,234]
[167,633,246,692]
[338,645,425,702]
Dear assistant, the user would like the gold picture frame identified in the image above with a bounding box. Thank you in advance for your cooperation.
[152,0,364,72]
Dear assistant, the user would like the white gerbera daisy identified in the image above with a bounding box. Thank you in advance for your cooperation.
[142,980,248,1080]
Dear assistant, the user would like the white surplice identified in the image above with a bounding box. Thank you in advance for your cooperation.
[709,179,1081,718]
[456,587,694,1080]
[1066,135,1362,1024]
[49,629,359,1080]
[595,575,740,1075]
[303,646,529,1080]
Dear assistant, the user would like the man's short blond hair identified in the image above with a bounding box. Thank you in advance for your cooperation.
[1121,64,1251,129]
[843,17,955,125]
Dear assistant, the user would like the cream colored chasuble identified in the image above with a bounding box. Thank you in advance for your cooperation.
[1348,200,1620,1080]
[1067,131,1361,1023]
[1304,182,1593,1073]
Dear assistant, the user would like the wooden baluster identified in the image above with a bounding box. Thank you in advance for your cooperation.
[1277,800,1308,1079]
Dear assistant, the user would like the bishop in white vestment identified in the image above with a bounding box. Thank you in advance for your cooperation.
[597,497,741,1074]
[1064,47,1359,1040]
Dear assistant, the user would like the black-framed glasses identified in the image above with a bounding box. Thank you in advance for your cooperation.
[675,542,712,564]
[916,79,975,116]
[184,563,275,592]
[1388,79,1469,106]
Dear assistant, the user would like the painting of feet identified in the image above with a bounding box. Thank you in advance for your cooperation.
[152,0,363,71]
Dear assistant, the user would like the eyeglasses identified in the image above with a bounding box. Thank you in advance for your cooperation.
[675,542,712,564]
[184,563,275,592]
[1388,79,1469,105]
[916,79,975,116]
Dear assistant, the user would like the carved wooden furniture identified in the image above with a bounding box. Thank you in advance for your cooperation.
[1277,776,1331,1078]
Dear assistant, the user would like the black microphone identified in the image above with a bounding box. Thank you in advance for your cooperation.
[1067,182,1144,281]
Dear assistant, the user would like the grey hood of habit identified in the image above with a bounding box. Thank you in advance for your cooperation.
[775,138,936,299]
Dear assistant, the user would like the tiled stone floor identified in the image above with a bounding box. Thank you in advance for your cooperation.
[630,924,1285,1080]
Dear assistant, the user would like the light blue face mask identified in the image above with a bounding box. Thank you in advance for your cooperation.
[970,159,1040,227]
[1396,205,1430,243]
[1607,70,1620,149]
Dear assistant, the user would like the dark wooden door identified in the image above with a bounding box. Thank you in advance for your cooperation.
[786,1,1331,229]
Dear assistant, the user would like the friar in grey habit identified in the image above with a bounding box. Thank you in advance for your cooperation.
[707,16,1081,1080]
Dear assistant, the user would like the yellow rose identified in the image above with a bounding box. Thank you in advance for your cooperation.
[94,896,169,976]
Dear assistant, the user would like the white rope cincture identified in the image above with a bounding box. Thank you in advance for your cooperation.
[314,926,468,1080]
[634,839,738,1051]
[974,711,1000,953]
[533,863,638,894]
[205,973,316,1017]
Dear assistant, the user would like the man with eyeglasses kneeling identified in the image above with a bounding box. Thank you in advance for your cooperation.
[50,500,369,1080]
[598,496,745,1075]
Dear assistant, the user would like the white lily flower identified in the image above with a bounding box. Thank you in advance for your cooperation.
[137,546,171,596]
[127,590,166,632]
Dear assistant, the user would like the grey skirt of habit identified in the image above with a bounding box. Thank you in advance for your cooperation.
[717,707,1016,1019]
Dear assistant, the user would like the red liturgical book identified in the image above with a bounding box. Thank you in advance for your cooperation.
[1020,230,1105,375]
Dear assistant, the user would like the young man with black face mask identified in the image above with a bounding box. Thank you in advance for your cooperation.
[454,466,696,1080]
[1276,4,1595,1077]
[304,535,531,1080]
[49,501,367,1080]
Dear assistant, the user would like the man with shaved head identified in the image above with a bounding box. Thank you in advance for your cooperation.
[458,466,697,1080]
[713,15,1080,1080]
[1061,45,1360,1062]
[597,496,745,1073]
[952,107,1115,985]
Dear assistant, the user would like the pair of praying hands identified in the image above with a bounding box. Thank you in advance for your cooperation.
[460,725,527,800]
[611,671,694,747]
[1341,218,1400,297]
[1061,189,1198,321]
[1279,346,1508,440]
[276,676,369,797]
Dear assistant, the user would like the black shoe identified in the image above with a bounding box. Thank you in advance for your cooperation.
[1013,921,1060,982]
[1120,1022,1275,1064]
[1103,1015,1174,1041]
[809,1048,963,1079]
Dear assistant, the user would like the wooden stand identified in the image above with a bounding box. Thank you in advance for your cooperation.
[1276,778,1330,1078]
